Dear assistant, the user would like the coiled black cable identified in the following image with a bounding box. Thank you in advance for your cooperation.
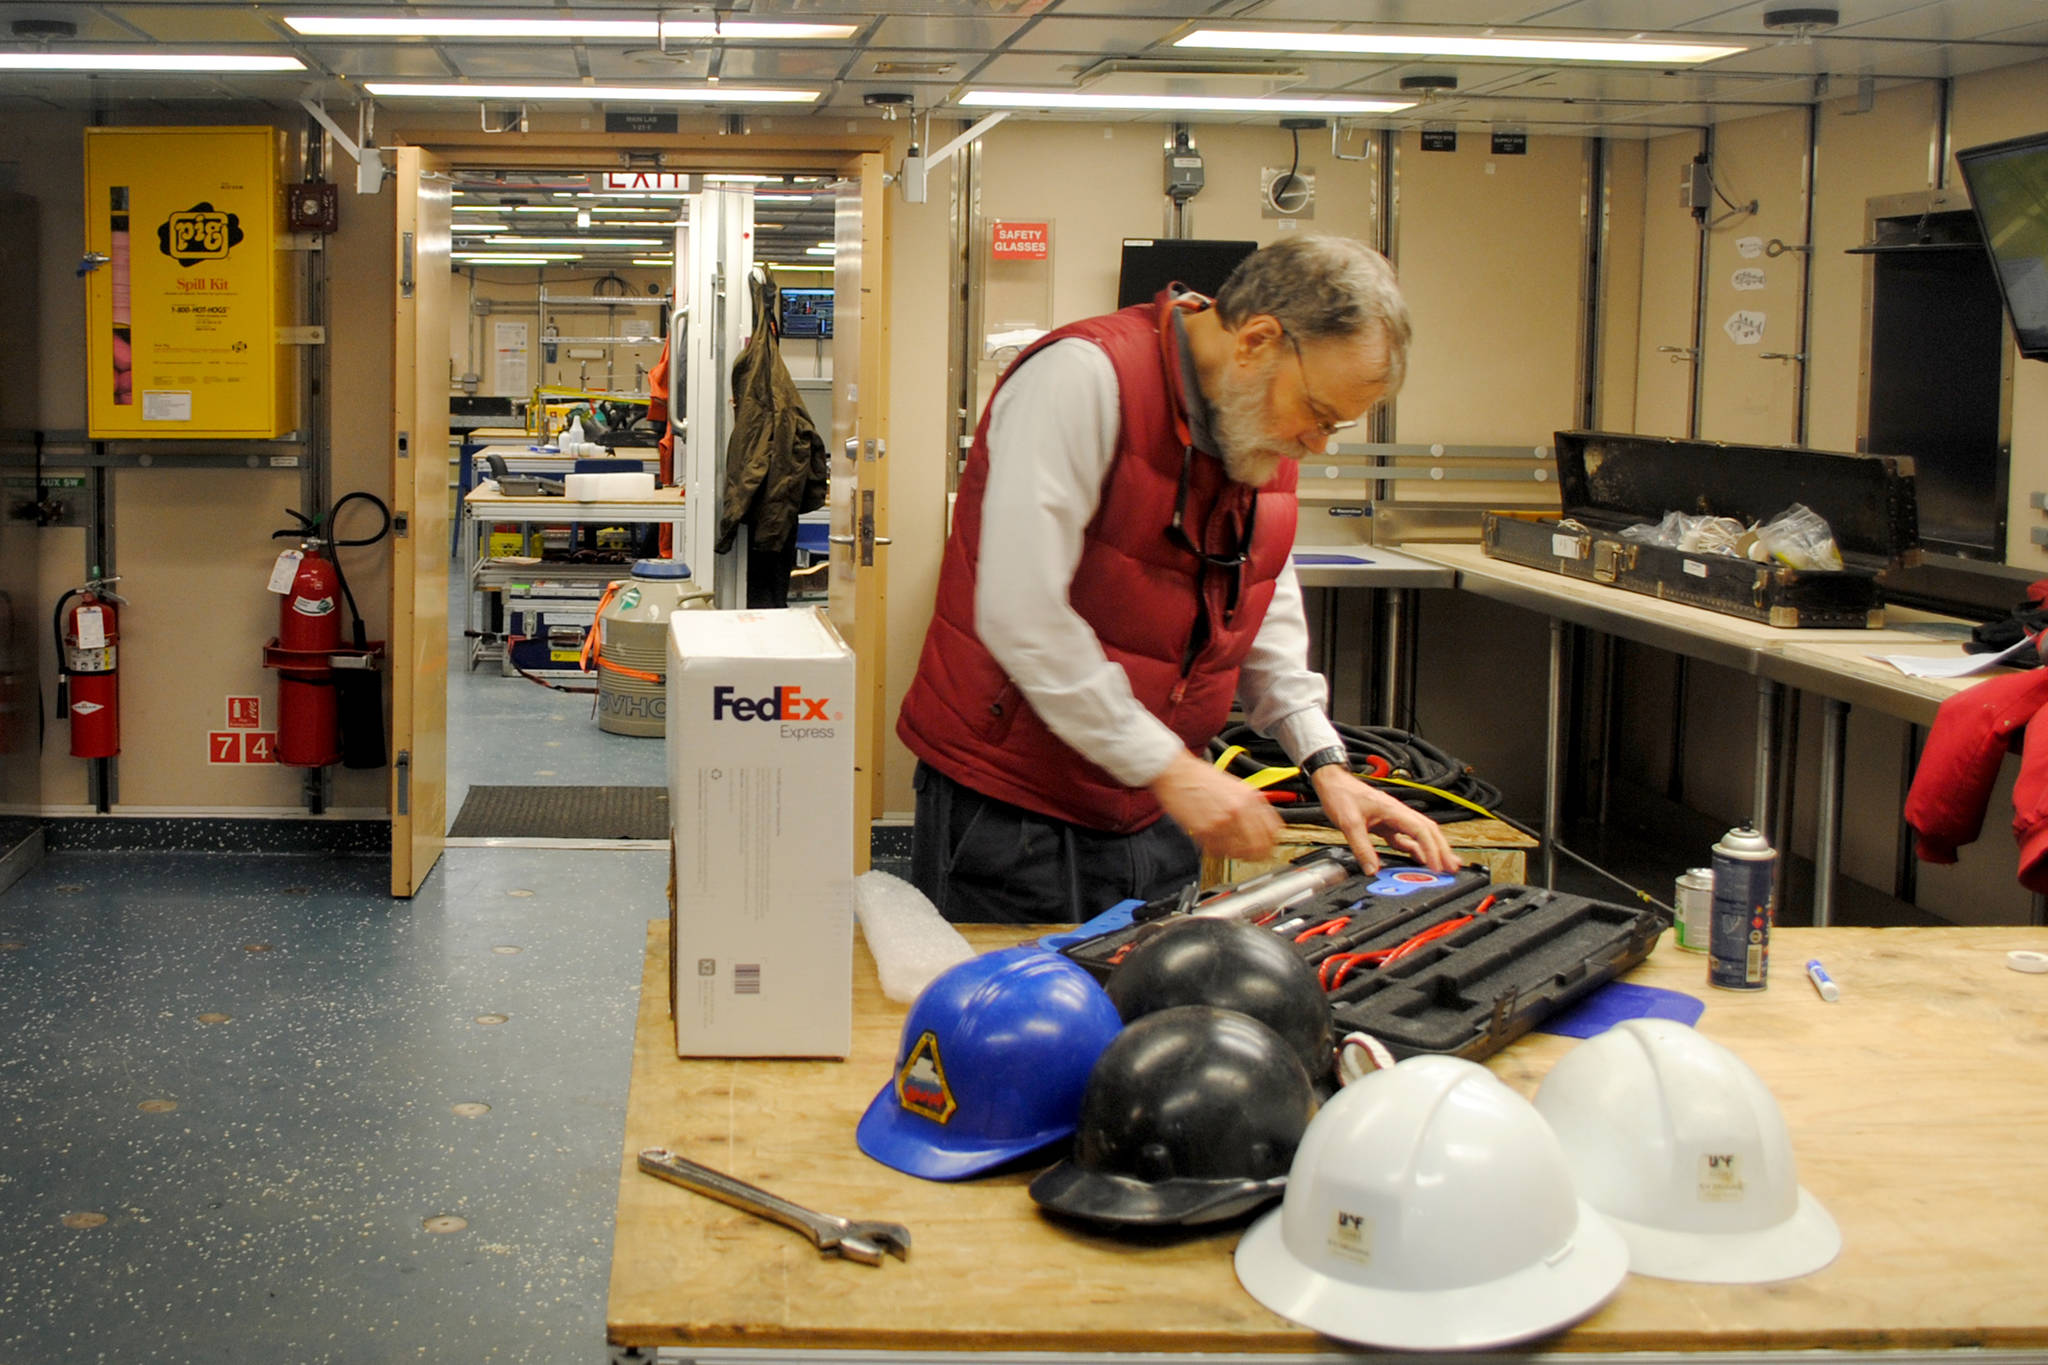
[1207,721,1504,824]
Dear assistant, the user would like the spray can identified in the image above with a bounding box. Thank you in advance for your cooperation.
[1673,868,1713,953]
[1708,824,1775,990]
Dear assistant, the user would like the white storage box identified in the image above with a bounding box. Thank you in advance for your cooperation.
[666,606,854,1058]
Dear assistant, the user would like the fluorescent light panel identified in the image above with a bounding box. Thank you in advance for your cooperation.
[1176,29,1746,63]
[960,90,1414,114]
[0,53,304,72]
[631,259,674,266]
[487,236,664,246]
[286,16,855,40]
[455,252,581,261]
[362,82,818,103]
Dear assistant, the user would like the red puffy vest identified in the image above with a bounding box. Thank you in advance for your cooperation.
[896,291,1299,833]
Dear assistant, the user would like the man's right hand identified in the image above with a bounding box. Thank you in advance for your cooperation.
[1147,750,1285,861]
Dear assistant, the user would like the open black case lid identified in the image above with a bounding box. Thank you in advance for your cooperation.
[1554,430,1920,568]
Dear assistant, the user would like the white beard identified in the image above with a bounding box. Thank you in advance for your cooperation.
[1210,355,1309,486]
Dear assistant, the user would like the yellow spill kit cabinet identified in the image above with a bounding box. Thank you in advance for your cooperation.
[83,127,295,440]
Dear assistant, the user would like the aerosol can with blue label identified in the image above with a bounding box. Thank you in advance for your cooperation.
[1708,824,1775,990]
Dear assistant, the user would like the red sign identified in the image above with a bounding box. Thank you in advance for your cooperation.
[207,731,277,764]
[602,172,690,192]
[227,696,261,729]
[991,221,1049,260]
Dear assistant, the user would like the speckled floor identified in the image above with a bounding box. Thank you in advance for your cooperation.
[0,846,665,1364]
[0,573,675,1364]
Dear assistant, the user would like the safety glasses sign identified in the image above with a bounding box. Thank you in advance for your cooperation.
[990,221,1049,260]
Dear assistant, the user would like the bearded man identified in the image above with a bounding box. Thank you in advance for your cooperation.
[897,235,1456,924]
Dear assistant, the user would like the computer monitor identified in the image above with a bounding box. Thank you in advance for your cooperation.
[1956,131,2048,362]
[780,287,835,339]
[1116,238,1259,309]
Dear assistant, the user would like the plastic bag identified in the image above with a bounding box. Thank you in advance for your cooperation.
[1752,503,1843,570]
[1619,510,1748,558]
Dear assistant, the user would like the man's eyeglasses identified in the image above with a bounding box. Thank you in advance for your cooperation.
[1285,330,1360,440]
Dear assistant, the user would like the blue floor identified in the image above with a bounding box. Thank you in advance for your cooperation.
[0,568,673,1363]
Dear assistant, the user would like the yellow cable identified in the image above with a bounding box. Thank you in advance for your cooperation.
[1211,745,1247,771]
[1368,774,1499,822]
[1243,765,1301,790]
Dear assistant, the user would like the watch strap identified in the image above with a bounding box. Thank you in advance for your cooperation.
[1300,745,1349,776]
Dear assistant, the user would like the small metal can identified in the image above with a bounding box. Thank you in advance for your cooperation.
[1708,824,1776,990]
[1673,868,1713,953]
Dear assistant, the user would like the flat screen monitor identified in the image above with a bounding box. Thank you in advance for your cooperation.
[1116,238,1258,309]
[779,287,834,339]
[1956,131,2048,361]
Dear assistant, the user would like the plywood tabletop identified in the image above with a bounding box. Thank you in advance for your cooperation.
[608,921,2048,1355]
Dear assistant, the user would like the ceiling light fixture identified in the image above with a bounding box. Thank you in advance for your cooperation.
[0,53,306,72]
[959,90,1415,114]
[454,252,582,262]
[631,258,674,267]
[487,236,664,246]
[286,16,854,40]
[1175,29,1747,64]
[361,82,818,103]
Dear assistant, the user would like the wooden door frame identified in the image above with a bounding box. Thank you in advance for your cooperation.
[390,128,894,867]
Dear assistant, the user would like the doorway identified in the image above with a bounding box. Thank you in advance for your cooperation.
[387,132,893,896]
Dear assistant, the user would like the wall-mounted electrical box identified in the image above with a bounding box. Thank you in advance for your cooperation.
[83,126,296,440]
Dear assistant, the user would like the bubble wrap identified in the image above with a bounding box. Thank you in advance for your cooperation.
[853,870,977,1004]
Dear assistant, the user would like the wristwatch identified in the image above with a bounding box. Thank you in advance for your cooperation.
[1299,745,1350,777]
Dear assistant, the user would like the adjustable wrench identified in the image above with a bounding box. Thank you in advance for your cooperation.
[637,1147,911,1266]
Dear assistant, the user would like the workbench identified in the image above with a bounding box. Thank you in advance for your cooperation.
[605,922,2048,1363]
[1402,543,2006,924]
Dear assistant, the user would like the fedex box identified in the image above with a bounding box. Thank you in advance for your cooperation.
[666,607,854,1058]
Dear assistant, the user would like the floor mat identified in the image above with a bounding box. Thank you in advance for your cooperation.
[449,785,668,840]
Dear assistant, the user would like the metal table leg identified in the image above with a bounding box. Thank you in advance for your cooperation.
[1378,588,1407,730]
[1752,677,1781,834]
[1814,698,1848,926]
[1544,617,1565,888]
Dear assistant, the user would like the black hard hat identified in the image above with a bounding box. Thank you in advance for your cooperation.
[1104,916,1335,1086]
[1029,1005,1318,1226]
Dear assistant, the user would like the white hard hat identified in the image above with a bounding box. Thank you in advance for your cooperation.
[1533,1018,1841,1283]
[1233,1055,1629,1351]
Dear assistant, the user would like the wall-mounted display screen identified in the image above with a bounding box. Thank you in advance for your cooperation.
[1956,131,2048,361]
[780,287,834,339]
[1116,238,1258,309]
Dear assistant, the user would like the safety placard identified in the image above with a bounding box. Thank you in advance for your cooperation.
[226,696,260,729]
[990,221,1049,259]
[209,731,278,764]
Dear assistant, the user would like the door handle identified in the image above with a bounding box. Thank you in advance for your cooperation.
[828,533,856,545]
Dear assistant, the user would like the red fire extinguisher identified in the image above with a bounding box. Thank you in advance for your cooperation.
[270,509,344,768]
[54,577,124,758]
[265,496,391,770]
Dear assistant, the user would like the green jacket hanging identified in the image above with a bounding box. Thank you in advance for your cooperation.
[718,272,829,554]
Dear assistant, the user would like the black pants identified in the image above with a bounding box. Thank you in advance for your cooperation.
[746,533,800,608]
[910,762,1200,925]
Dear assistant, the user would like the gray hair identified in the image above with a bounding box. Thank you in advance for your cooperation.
[1213,235,1411,394]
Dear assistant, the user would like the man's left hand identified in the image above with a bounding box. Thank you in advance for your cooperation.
[1309,765,1459,874]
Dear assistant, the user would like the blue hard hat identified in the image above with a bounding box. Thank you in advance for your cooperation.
[857,946,1123,1181]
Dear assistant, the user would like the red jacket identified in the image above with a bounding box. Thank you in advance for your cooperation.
[897,291,1298,833]
[1904,658,2048,892]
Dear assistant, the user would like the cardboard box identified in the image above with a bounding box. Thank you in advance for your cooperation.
[666,606,853,1058]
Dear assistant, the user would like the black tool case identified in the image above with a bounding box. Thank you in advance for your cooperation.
[1060,867,1669,1063]
[1483,430,1919,628]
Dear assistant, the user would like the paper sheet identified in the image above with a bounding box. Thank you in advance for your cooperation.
[1873,634,2034,678]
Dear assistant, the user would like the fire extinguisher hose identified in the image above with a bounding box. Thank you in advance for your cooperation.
[326,491,392,650]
